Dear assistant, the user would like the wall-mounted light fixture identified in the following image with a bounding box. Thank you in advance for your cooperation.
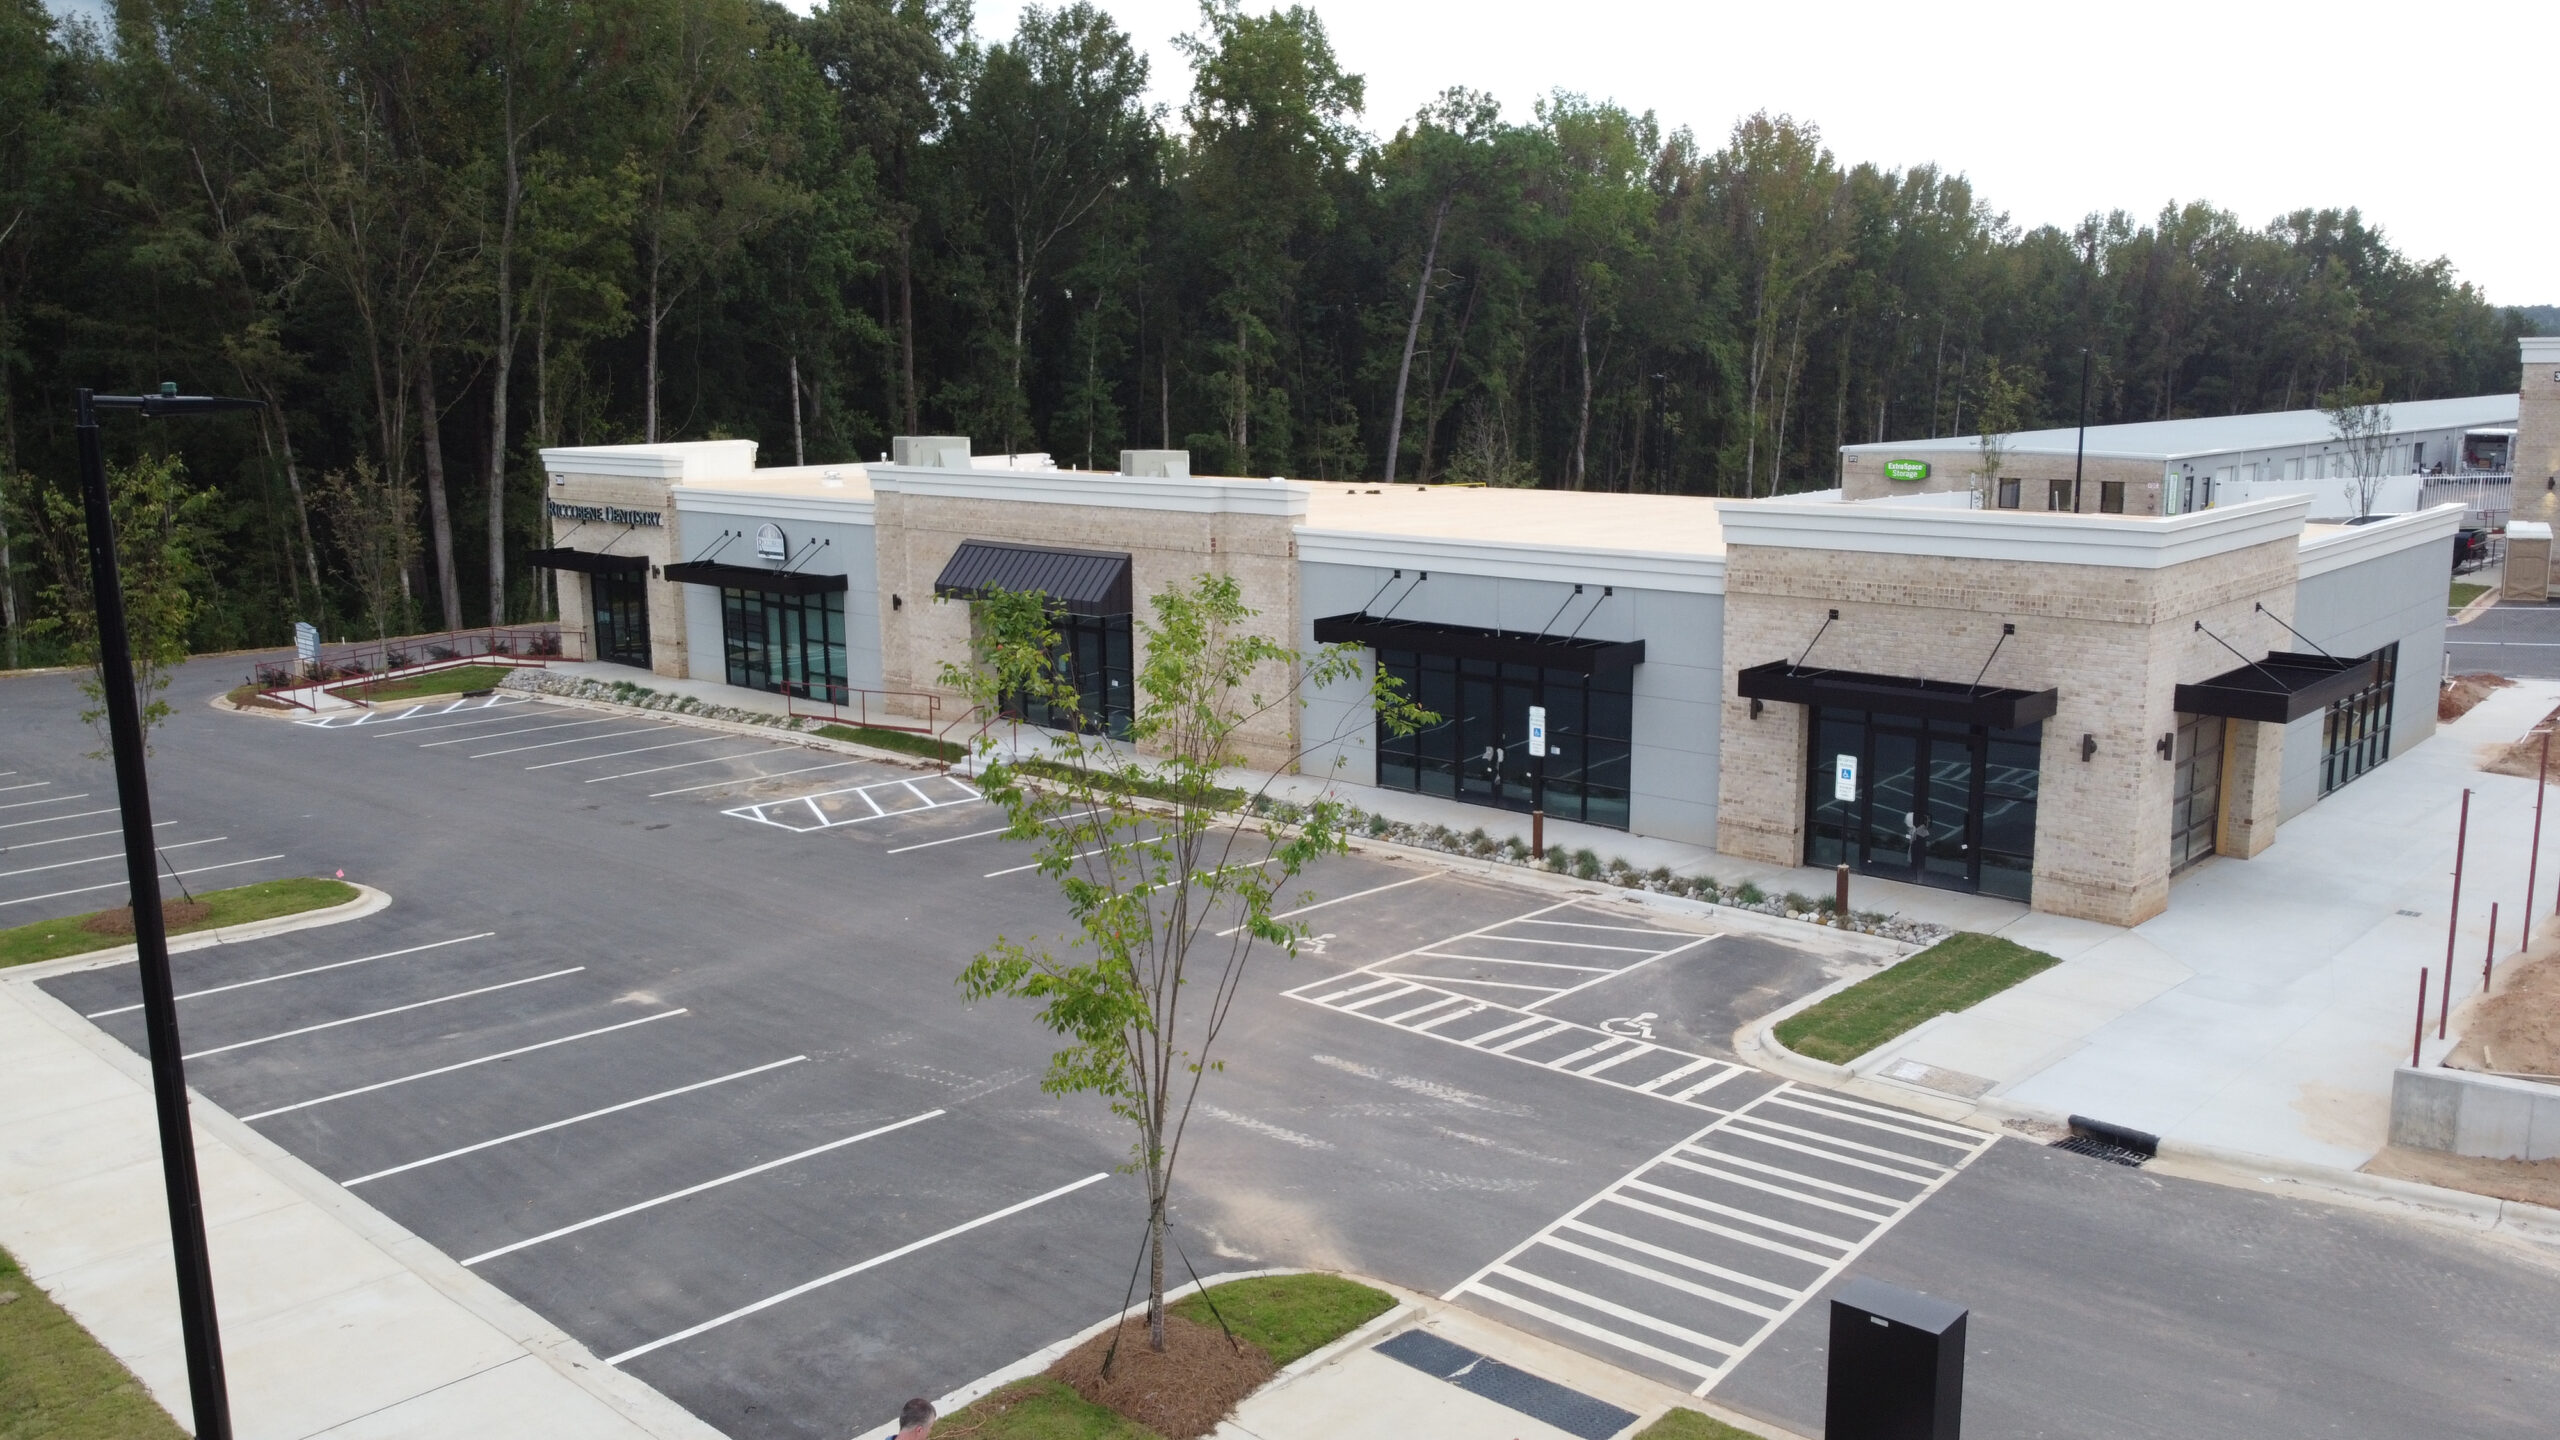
[891,594,903,611]
[1749,697,1764,719]
[2081,734,2098,762]
[2156,732,2174,760]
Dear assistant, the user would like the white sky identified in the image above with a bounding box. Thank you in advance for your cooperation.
[46,0,2552,303]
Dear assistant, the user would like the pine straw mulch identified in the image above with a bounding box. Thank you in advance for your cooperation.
[1045,1313,1274,1440]
[2445,672,2515,725]
[81,900,213,935]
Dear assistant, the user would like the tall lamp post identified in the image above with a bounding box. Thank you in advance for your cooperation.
[76,383,262,1440]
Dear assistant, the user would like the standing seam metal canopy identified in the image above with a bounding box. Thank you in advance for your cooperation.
[933,540,1133,616]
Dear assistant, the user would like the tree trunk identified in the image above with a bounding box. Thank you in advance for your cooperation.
[0,296,17,667]
[1571,305,1595,490]
[1382,199,1448,484]
[1160,355,1170,449]
[790,351,805,466]
[1232,314,1249,473]
[488,93,522,629]
[1418,273,1480,485]
[1146,1181,1168,1351]
[1010,227,1031,456]
[416,363,464,632]
[644,243,663,444]
[898,222,918,435]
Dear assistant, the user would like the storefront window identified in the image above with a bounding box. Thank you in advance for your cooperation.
[2320,644,2398,795]
[1802,706,2041,900]
[1373,651,1633,829]
[1007,610,1133,740]
[721,588,848,705]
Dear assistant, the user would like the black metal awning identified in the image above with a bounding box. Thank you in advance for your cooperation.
[933,540,1132,616]
[2174,651,2379,724]
[1312,613,1646,675]
[527,547,647,576]
[1737,660,2059,729]
[662,560,849,596]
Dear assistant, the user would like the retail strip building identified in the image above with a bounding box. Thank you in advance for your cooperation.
[539,434,2453,930]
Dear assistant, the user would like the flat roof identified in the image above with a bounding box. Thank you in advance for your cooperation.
[1298,482,1726,556]
[675,462,874,499]
[1840,393,2518,463]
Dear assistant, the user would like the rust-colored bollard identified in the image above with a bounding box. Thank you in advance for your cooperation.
[1835,864,1850,926]
[2414,967,2430,1069]
[1532,808,1544,862]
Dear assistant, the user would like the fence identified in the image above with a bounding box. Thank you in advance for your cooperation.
[778,681,948,736]
[249,624,564,693]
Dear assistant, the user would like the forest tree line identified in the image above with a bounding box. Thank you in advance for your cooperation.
[0,0,2541,659]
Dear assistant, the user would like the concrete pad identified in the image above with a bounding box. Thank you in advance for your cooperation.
[1216,1345,1586,1440]
[309,1355,667,1439]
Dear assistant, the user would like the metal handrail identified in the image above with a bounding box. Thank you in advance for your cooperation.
[777,681,945,734]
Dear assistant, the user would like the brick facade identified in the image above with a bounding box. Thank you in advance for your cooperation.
[542,472,686,678]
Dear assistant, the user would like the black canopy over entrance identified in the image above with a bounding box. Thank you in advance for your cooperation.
[662,560,848,596]
[1737,660,2057,729]
[934,540,1132,616]
[2173,651,2379,724]
[1313,613,1644,676]
[527,547,647,576]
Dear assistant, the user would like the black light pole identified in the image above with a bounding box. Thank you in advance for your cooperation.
[2072,348,2092,513]
[75,382,262,1440]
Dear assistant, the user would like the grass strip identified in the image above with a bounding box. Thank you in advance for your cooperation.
[0,1240,187,1439]
[1632,1409,1768,1439]
[1168,1272,1396,1368]
[1012,758,1247,812]
[814,723,965,763]
[932,1377,1161,1439]
[1773,931,2061,1064]
[0,877,358,970]
[2451,581,2491,610]
[330,663,517,705]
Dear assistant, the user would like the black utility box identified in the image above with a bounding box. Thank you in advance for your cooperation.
[1823,1276,1966,1440]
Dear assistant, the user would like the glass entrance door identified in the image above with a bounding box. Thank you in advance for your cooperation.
[1805,707,2042,899]
[591,570,651,668]
[2169,713,2225,871]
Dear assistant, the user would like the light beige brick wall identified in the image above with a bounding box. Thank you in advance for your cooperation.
[875,493,1304,769]
[2221,719,2283,859]
[1841,451,2164,512]
[544,473,685,677]
[2521,356,2560,488]
[1718,535,2299,925]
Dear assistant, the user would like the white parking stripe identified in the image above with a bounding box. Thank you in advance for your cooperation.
[1577,1044,1657,1077]
[1410,951,1617,973]
[1308,977,1401,1005]
[1213,871,1440,937]
[1,855,282,909]
[239,1010,685,1121]
[1338,983,1427,1013]
[0,781,51,794]
[1409,1002,1490,1032]
[1634,1058,1716,1093]
[886,826,1013,854]
[605,1171,1112,1365]
[0,792,91,812]
[1460,1015,1548,1045]
[0,836,225,882]
[420,716,615,747]
[471,726,668,759]
[1545,1037,1626,1069]
[525,735,721,770]
[463,1108,944,1266]
[371,706,547,737]
[584,749,776,782]
[651,759,866,797]
[1487,1021,1575,1054]
[0,806,112,830]
[183,967,582,1059]
[343,1056,808,1186]
[0,822,171,853]
[1381,994,1470,1025]
[87,932,494,1017]
[1522,933,1715,1011]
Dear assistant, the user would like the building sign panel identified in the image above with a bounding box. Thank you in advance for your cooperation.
[294,621,319,664]
[1835,754,1858,801]
[755,523,789,563]
[1882,459,1931,483]
[1528,705,1547,757]
[545,500,663,527]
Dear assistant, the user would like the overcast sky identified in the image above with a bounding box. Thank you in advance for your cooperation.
[45,0,2551,304]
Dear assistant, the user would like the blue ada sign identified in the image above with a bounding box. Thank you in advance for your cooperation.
[1834,754,1858,801]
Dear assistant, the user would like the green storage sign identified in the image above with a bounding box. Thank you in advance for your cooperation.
[1883,459,1931,482]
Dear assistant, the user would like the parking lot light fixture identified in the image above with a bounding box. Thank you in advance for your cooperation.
[75,384,263,1440]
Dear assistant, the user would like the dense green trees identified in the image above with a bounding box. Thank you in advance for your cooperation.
[0,0,2538,659]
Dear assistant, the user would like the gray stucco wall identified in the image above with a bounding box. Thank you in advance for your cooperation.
[1297,560,1722,846]
[675,511,883,694]
[2280,534,2449,819]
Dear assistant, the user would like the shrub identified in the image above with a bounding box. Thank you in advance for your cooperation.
[1735,881,1766,905]
[1572,848,1602,879]
[427,643,457,662]
[384,648,412,668]
[1545,846,1568,871]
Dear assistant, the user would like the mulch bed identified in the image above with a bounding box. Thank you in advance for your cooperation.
[1048,1313,1274,1440]
[81,899,213,935]
[2444,672,2515,724]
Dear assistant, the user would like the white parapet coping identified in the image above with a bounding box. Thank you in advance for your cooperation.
[2296,503,2468,580]
[868,462,1312,517]
[1294,528,1726,594]
[541,439,760,482]
[1715,492,2314,569]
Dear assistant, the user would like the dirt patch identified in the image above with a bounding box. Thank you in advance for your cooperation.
[80,899,213,935]
[2482,701,2560,779]
[2365,1144,2560,1211]
[2449,928,2560,1077]
[1048,1313,1274,1440]
[2444,671,2515,724]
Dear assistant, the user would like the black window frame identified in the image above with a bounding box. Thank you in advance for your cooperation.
[720,586,849,705]
[1373,649,1633,829]
[1004,608,1134,741]
[1996,478,2021,509]
[2320,643,2398,795]
[592,569,651,668]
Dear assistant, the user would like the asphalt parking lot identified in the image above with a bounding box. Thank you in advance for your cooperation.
[14,662,2560,1440]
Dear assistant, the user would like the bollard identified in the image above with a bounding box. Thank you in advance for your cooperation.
[1532,808,1544,862]
[2414,967,2430,1069]
[2446,790,2470,1017]
[1836,863,1851,927]
[2486,903,2500,996]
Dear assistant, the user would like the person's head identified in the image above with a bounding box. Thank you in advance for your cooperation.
[897,1398,936,1438]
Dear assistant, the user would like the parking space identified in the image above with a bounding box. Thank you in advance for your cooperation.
[0,770,285,925]
[1445,1081,1994,1396]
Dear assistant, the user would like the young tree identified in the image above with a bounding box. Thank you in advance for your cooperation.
[16,454,213,748]
[947,573,1425,1351]
[312,458,420,641]
[1969,356,2032,508]
[2322,381,2391,518]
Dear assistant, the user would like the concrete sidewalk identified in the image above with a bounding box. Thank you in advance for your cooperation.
[0,944,719,1439]
[1847,679,2560,1173]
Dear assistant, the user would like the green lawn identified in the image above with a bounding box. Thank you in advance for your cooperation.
[0,1241,186,1439]
[1774,931,2061,1064]
[813,723,965,763]
[2451,580,2492,610]
[933,1378,1161,1439]
[329,663,517,705]
[1168,1273,1396,1367]
[0,878,358,969]
[1632,1408,1768,1439]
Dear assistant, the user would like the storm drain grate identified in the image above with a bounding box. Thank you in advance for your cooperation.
[1374,1329,1637,1440]
[2051,1133,2151,1167]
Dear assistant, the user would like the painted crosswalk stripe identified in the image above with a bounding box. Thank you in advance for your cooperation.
[1577,1043,1657,1077]
[1381,994,1470,1025]
[1486,1021,1575,1055]
[1634,1058,1717,1093]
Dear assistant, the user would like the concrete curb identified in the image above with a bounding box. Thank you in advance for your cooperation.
[496,678,964,775]
[2453,586,2503,625]
[0,946,725,1439]
[5,882,394,982]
